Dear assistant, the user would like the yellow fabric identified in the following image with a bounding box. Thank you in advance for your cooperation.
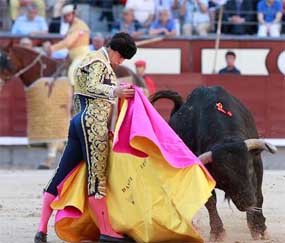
[51,99,216,242]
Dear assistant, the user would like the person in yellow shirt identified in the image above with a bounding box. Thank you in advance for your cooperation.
[46,4,91,85]
[10,0,45,21]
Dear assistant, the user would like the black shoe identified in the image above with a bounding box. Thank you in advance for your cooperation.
[99,234,135,242]
[34,231,47,243]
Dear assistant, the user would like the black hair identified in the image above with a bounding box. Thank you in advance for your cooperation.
[108,32,137,59]
[225,51,236,58]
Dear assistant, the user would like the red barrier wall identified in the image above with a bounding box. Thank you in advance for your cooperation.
[1,35,285,138]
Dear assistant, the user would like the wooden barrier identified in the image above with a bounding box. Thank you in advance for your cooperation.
[1,35,285,139]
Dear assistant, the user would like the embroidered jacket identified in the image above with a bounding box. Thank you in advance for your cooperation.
[74,48,118,101]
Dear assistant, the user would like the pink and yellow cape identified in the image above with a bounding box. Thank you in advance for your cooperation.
[50,88,216,242]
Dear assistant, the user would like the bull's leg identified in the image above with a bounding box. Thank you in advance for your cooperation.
[246,190,269,240]
[205,190,226,241]
[246,159,269,240]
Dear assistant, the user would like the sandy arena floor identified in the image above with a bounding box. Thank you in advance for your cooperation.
[0,170,284,243]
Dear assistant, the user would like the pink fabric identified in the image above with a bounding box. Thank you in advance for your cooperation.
[113,87,202,169]
[88,197,123,238]
[38,192,56,233]
[56,206,82,222]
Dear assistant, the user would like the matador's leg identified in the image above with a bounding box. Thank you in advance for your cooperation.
[80,99,111,198]
[80,99,127,240]
[35,115,84,243]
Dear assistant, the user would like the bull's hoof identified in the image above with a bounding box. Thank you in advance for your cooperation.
[209,229,226,242]
[250,229,270,240]
[261,230,270,240]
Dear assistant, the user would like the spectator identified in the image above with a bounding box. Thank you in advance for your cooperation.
[126,0,155,28]
[11,3,48,35]
[135,60,156,96]
[89,32,105,51]
[10,0,46,21]
[19,37,33,48]
[149,8,177,36]
[219,51,241,75]
[112,8,144,38]
[180,0,210,36]
[257,0,282,37]
[19,37,46,53]
[222,0,255,35]
[156,0,181,34]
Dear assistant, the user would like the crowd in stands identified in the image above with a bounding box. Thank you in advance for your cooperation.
[1,0,285,39]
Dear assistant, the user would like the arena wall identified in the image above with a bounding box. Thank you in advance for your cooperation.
[1,35,285,141]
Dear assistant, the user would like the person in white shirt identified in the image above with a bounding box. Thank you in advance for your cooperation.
[11,3,48,35]
[126,0,156,27]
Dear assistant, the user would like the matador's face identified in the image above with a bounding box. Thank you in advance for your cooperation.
[109,49,125,67]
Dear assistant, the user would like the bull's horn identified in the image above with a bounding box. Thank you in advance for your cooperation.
[198,151,213,165]
[244,139,277,154]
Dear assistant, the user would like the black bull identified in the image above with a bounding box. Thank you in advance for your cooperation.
[150,86,277,241]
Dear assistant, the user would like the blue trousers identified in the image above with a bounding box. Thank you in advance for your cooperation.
[45,95,112,198]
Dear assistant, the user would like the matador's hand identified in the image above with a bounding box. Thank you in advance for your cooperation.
[114,85,135,98]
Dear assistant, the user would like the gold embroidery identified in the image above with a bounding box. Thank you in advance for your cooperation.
[81,98,112,198]
[74,50,117,100]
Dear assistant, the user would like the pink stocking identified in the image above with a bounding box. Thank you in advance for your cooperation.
[37,192,56,233]
[88,197,123,238]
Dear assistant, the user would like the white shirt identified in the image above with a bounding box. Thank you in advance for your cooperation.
[126,0,156,24]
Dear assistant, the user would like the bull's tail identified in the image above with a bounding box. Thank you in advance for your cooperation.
[150,90,184,116]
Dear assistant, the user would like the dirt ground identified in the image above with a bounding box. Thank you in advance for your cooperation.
[0,169,284,243]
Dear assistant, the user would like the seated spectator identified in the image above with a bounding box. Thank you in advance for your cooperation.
[180,0,210,36]
[149,8,177,36]
[135,60,156,96]
[89,32,105,51]
[126,0,155,28]
[222,0,255,35]
[19,37,46,54]
[219,51,241,75]
[112,8,144,38]
[10,0,46,22]
[19,37,33,48]
[257,0,282,37]
[11,3,48,35]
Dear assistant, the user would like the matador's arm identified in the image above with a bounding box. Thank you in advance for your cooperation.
[85,61,117,99]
